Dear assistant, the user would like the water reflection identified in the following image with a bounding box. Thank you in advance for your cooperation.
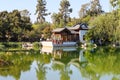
[0,47,120,80]
[40,46,77,59]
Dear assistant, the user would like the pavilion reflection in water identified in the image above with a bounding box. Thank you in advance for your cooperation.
[40,46,77,59]
[40,46,87,63]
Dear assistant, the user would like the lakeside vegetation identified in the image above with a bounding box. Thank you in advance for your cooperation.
[0,47,120,80]
[0,0,119,46]
[0,42,40,51]
[0,0,120,80]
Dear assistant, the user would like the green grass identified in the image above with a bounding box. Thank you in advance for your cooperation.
[0,42,40,51]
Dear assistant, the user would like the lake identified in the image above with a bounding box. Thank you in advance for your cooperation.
[0,46,120,80]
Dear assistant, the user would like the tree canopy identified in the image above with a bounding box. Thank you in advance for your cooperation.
[0,10,32,42]
[51,0,72,28]
[35,0,50,23]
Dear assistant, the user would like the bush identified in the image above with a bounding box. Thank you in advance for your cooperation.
[33,42,40,50]
[1,42,21,48]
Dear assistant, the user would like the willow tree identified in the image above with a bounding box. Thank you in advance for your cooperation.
[35,0,50,23]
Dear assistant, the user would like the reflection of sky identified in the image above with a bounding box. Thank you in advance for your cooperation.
[0,76,15,80]
[100,74,113,80]
[70,65,81,80]
[100,74,120,80]
[20,61,37,80]
[46,70,60,80]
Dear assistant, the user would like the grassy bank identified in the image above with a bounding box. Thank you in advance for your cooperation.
[0,42,40,51]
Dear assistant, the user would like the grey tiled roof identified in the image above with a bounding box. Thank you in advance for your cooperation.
[52,28,68,32]
[52,23,88,33]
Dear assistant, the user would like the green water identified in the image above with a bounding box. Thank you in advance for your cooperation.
[0,47,120,80]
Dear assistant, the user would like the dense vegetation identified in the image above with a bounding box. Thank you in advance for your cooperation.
[0,47,120,80]
[0,0,120,45]
[86,0,120,45]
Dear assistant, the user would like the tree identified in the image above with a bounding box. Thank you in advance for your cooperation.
[30,22,52,41]
[51,12,64,28]
[79,3,90,18]
[51,0,72,28]
[86,13,118,45]
[110,0,120,9]
[110,0,120,43]
[0,11,9,41]
[89,0,103,16]
[19,10,32,41]
[0,10,32,42]
[59,0,72,26]
[79,0,103,18]
[35,0,50,23]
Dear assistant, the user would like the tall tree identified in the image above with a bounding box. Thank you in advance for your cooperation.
[89,0,103,16]
[51,12,63,28]
[79,3,90,18]
[35,0,50,23]
[110,0,120,9]
[79,0,103,18]
[59,0,72,26]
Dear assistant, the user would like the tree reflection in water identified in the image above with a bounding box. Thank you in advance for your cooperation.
[0,50,36,80]
[0,47,120,80]
[81,47,120,80]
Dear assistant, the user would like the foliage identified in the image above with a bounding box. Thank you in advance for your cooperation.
[86,13,119,45]
[51,0,72,28]
[110,0,120,9]
[84,47,120,74]
[30,22,53,40]
[1,42,21,48]
[79,0,103,18]
[35,0,50,23]
[0,0,119,44]
[0,10,32,42]
[0,47,120,80]
[84,0,120,46]
[59,0,72,26]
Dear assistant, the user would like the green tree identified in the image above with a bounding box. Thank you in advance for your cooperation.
[86,13,118,45]
[51,0,72,28]
[59,0,72,26]
[89,0,103,16]
[110,0,120,9]
[51,12,64,28]
[79,3,90,18]
[35,0,50,23]
[0,11,9,41]
[110,0,120,43]
[0,10,32,42]
[79,0,103,18]
[30,22,52,41]
[9,10,32,41]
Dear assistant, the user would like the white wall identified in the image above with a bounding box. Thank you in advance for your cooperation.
[79,30,88,43]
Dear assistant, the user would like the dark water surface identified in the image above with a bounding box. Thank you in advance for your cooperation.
[0,47,120,80]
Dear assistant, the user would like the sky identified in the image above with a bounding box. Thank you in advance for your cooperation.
[0,0,111,23]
